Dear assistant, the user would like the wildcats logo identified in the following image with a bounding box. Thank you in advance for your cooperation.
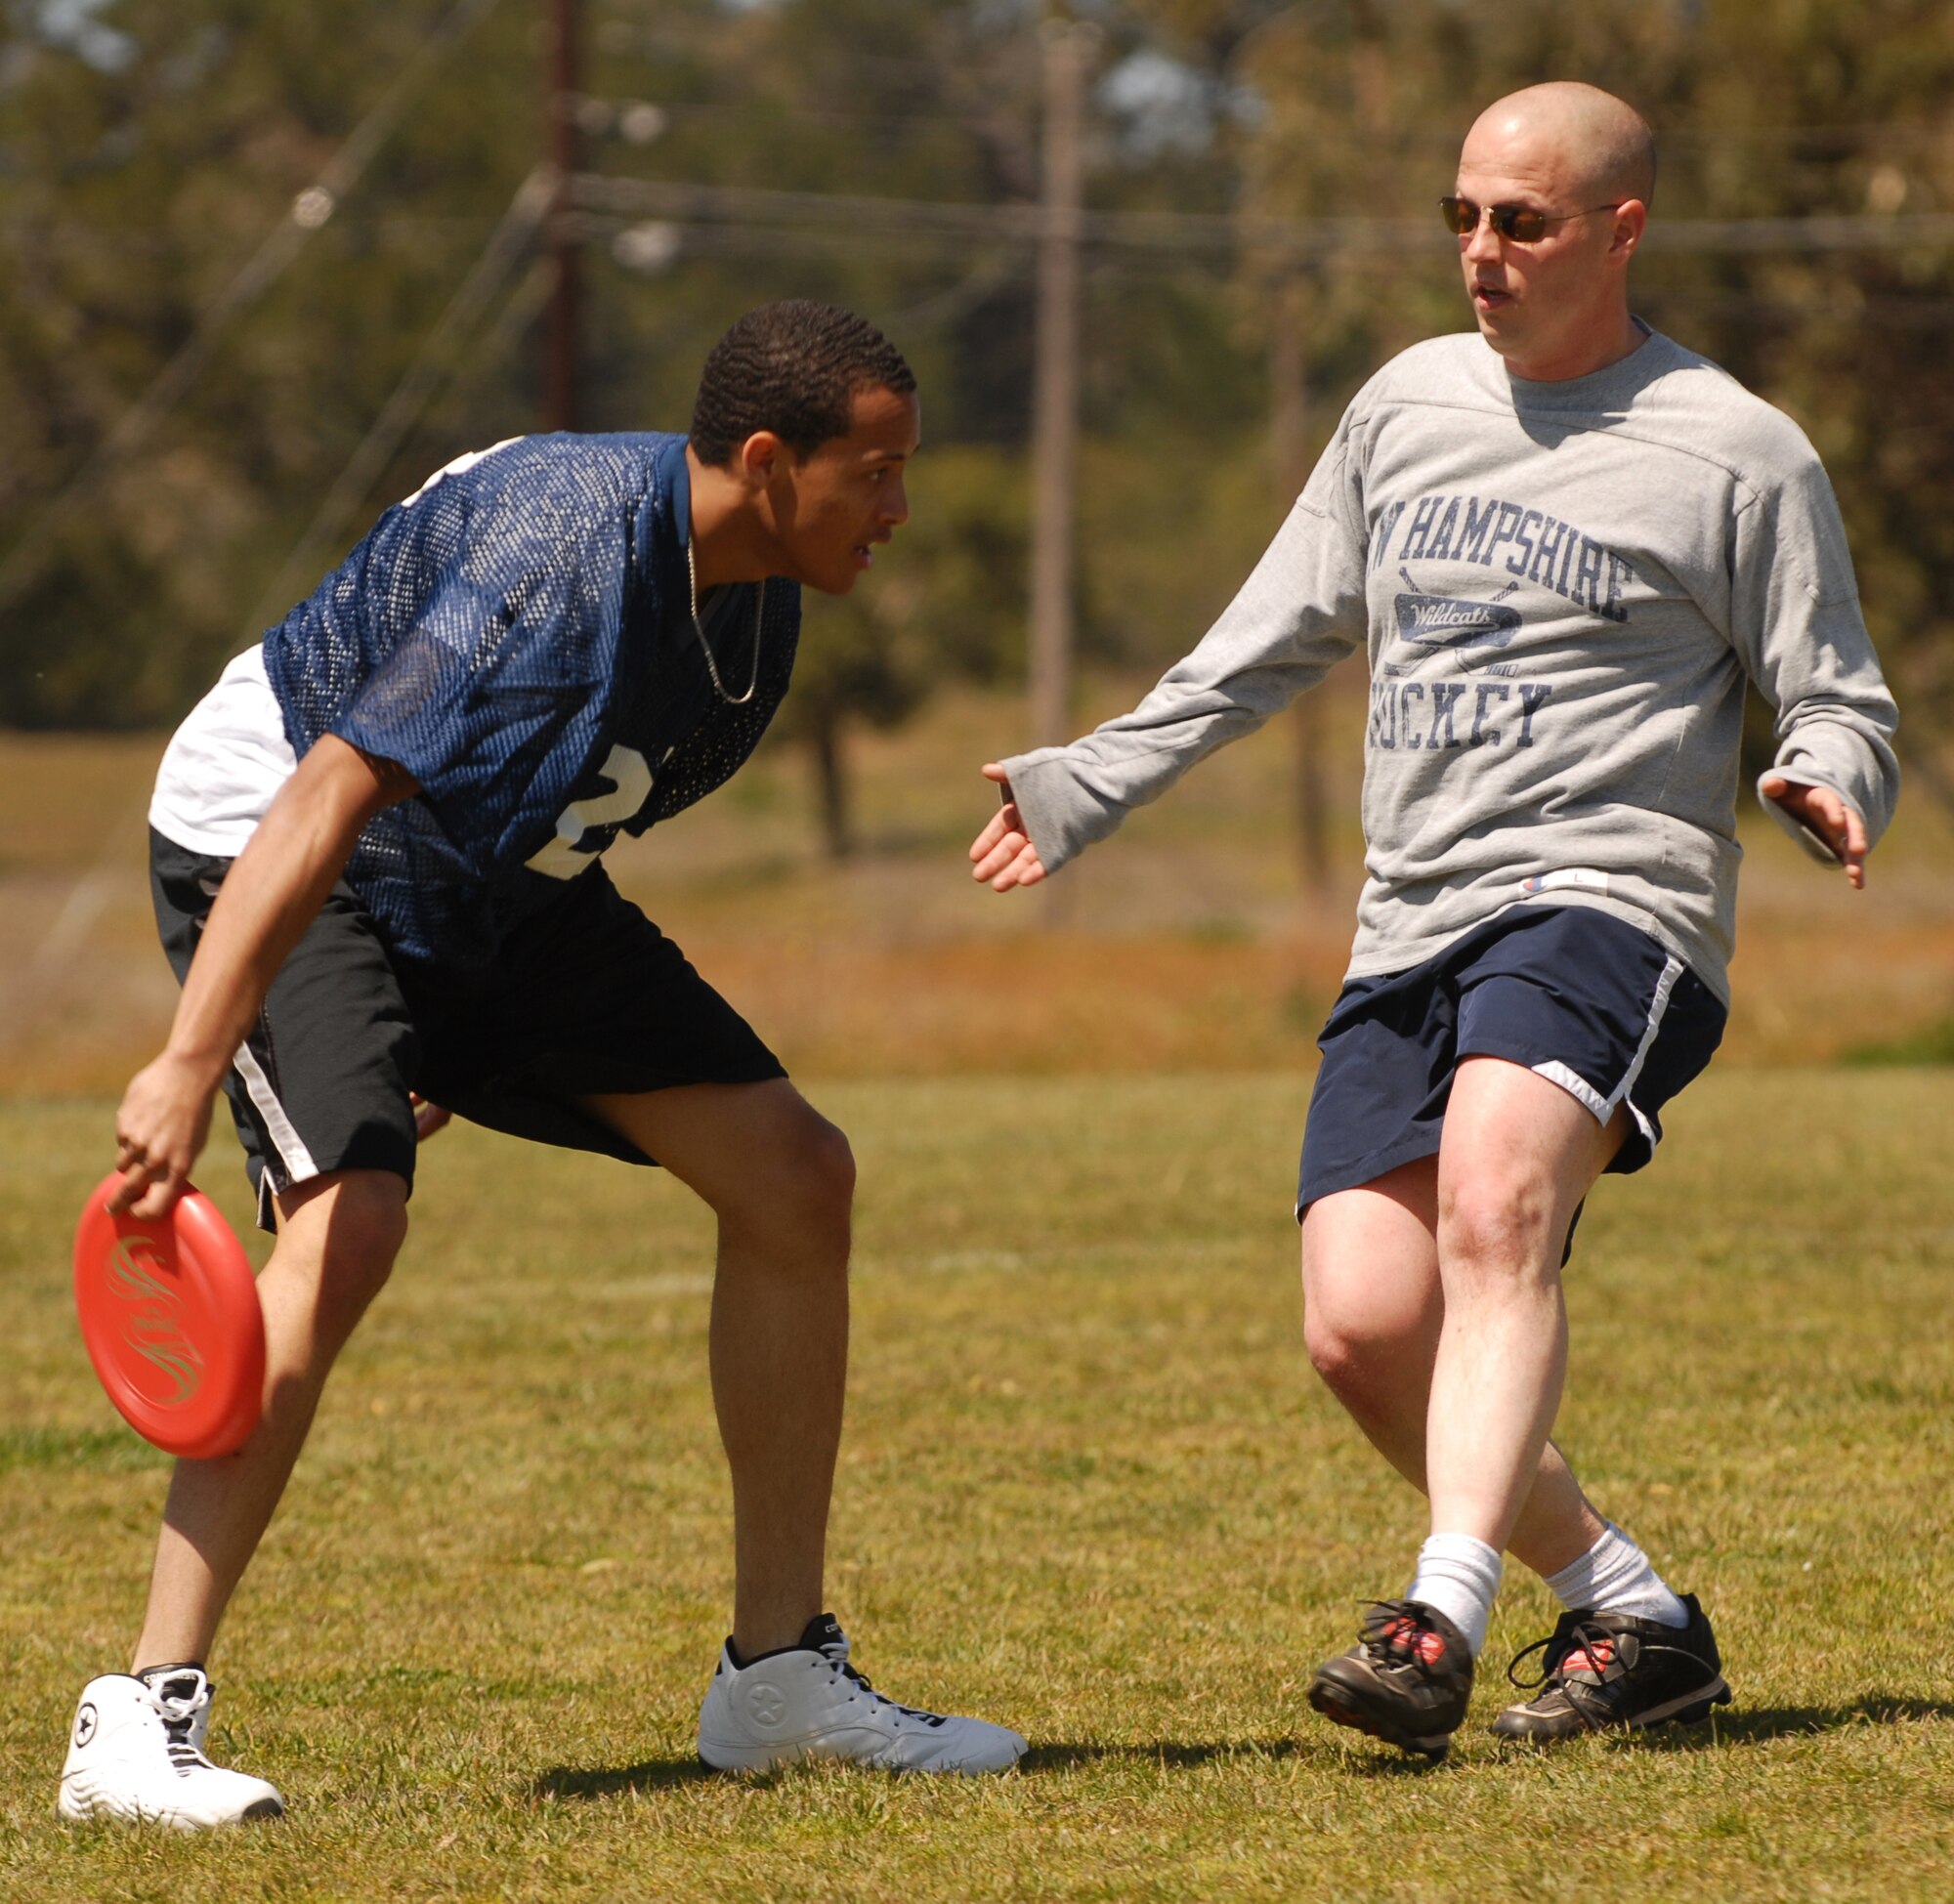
[1392,570,1522,657]
[1394,591,1521,652]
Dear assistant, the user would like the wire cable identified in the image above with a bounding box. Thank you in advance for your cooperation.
[241,167,556,635]
[573,173,1954,261]
[0,0,506,620]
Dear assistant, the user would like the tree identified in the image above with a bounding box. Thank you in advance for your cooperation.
[0,0,539,725]
[1217,0,1954,815]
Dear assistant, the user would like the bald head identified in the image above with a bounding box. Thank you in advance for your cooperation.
[1466,83,1656,210]
[1451,82,1654,381]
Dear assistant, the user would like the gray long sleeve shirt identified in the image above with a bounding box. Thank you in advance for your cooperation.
[1002,326,1899,1001]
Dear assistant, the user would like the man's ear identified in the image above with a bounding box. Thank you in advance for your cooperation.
[1608,199,1647,261]
[737,430,787,488]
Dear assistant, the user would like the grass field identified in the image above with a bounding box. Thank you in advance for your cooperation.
[4,1070,1952,1901]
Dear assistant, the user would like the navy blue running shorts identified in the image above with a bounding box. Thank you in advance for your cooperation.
[150,829,786,1230]
[1296,904,1726,1217]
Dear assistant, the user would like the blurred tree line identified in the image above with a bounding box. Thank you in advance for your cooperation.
[2,0,1951,845]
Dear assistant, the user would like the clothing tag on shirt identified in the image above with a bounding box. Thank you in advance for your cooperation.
[1520,867,1610,897]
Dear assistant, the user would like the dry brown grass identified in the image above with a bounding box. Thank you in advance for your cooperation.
[5,672,1951,1093]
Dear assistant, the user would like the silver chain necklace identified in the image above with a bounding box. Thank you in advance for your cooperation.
[685,539,765,707]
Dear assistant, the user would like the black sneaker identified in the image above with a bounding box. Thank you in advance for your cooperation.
[1306,1599,1473,1759]
[1489,1592,1731,1743]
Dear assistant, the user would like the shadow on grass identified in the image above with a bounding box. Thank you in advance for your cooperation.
[1023,1739,1439,1779]
[1023,1740,1296,1773]
[535,1758,721,1800]
[536,1738,1442,1798]
[1614,1696,1954,1753]
[529,1710,1945,1799]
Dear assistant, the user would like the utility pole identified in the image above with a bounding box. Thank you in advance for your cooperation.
[543,0,580,431]
[1028,20,1096,753]
[1270,273,1331,891]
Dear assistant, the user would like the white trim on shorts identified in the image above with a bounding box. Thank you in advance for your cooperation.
[1530,1058,1610,1123]
[1529,952,1684,1136]
[231,1037,320,1205]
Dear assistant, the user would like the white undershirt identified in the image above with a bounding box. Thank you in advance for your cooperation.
[148,645,296,857]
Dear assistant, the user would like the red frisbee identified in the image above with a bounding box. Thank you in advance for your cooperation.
[72,1171,266,1460]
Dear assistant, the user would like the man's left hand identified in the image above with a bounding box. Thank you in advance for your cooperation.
[969,764,1047,891]
[1763,776,1868,889]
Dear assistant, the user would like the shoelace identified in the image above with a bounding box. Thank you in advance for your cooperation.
[811,1633,948,1728]
[1505,1618,1704,1733]
[1359,1599,1453,1675]
[142,1673,213,1771]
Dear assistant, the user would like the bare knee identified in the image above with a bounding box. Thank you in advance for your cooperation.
[1437,1179,1560,1292]
[790,1116,856,1248]
[276,1171,408,1335]
[725,1111,854,1268]
[1303,1293,1421,1405]
[1298,1170,1441,1405]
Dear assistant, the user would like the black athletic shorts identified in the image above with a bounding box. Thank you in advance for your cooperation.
[1296,903,1726,1218]
[150,829,786,1230]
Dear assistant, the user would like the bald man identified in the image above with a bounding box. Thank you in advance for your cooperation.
[970,83,1898,1758]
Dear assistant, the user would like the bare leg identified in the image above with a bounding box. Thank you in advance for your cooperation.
[132,1170,407,1670]
[1423,1057,1625,1556]
[584,1080,852,1661]
[1301,1155,1603,1578]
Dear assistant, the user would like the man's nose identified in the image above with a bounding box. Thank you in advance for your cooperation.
[1463,210,1503,263]
[881,477,910,527]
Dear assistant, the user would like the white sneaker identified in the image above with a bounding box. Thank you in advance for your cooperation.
[59,1667,285,1829]
[698,1614,1026,1774]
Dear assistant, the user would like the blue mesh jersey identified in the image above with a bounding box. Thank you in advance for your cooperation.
[262,432,801,968]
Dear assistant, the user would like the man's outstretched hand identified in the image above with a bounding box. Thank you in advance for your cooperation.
[969,763,1047,891]
[1762,775,1868,889]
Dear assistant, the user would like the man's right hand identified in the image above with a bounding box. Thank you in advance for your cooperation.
[110,1049,220,1219]
[411,1094,452,1142]
[106,734,417,1223]
[968,763,1047,891]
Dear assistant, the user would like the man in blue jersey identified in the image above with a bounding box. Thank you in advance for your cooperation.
[59,302,1026,1829]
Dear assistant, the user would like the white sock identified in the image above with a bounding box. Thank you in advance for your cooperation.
[1406,1533,1503,1656]
[1543,1521,1689,1628]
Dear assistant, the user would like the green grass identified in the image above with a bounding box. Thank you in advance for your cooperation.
[1845,1014,1954,1067]
[3,1073,1953,1900]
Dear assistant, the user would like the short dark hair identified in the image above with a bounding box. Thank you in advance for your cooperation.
[690,301,915,468]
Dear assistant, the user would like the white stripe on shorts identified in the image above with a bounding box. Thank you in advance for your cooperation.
[1608,954,1684,1118]
[232,1037,319,1186]
[1530,1058,1609,1123]
[1529,952,1685,1132]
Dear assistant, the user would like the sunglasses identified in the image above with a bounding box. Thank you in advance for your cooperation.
[1439,196,1626,242]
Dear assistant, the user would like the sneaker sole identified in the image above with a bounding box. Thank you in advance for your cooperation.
[58,1786,284,1829]
[1490,1676,1733,1744]
[1306,1670,1453,1760]
[699,1734,1025,1776]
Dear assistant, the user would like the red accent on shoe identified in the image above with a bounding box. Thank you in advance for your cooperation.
[1564,1638,1616,1676]
[1380,1618,1448,1666]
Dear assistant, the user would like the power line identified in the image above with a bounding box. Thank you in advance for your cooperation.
[0,0,506,621]
[628,98,1035,136]
[573,173,1954,261]
[1649,213,1954,254]
[241,167,556,637]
